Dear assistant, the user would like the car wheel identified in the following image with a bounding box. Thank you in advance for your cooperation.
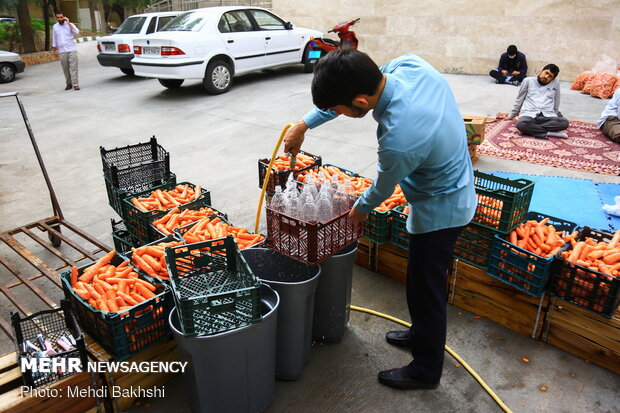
[303,45,317,73]
[120,68,134,76]
[158,78,184,89]
[203,60,232,94]
[0,63,16,83]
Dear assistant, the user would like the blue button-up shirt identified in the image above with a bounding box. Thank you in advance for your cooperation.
[302,54,477,234]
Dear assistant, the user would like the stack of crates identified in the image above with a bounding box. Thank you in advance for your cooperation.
[101,137,176,250]
[454,171,535,271]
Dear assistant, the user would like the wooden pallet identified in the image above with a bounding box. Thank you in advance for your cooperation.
[541,298,620,375]
[0,335,179,413]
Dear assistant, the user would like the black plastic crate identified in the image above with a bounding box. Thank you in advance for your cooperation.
[61,254,173,360]
[104,173,177,218]
[258,150,321,193]
[472,171,534,233]
[122,181,211,243]
[454,222,499,270]
[486,212,577,297]
[390,205,409,250]
[165,236,262,337]
[111,218,143,256]
[550,227,620,318]
[101,136,171,189]
[11,300,88,389]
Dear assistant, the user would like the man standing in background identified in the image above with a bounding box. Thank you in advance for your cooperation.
[52,11,80,90]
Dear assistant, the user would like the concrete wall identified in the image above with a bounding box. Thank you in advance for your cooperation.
[273,0,620,81]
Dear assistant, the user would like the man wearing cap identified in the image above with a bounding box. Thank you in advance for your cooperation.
[489,45,528,86]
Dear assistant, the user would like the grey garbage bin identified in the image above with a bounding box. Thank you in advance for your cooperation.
[169,283,279,413]
[313,242,358,343]
[242,248,321,381]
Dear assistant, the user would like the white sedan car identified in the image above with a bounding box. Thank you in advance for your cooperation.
[131,6,322,94]
[96,11,180,76]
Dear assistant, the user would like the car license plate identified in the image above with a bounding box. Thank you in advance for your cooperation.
[103,43,115,51]
[308,50,321,59]
[143,46,160,55]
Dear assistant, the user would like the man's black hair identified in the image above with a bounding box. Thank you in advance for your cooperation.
[507,45,518,55]
[542,63,560,77]
[311,48,383,110]
[55,10,65,16]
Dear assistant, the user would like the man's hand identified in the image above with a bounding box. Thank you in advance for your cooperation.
[501,70,508,75]
[52,47,58,58]
[511,71,520,76]
[348,206,368,223]
[283,119,308,156]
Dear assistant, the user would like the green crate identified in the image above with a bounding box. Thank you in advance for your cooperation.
[152,204,228,239]
[122,181,211,243]
[454,222,499,270]
[104,173,177,219]
[390,205,410,250]
[486,212,577,297]
[472,171,534,233]
[60,254,173,361]
[165,236,261,337]
[363,209,392,245]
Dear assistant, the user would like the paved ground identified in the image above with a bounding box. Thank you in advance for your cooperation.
[1,42,619,413]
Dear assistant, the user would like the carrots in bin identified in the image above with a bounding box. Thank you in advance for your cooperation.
[269,153,318,171]
[130,241,183,280]
[560,229,620,277]
[505,218,573,258]
[128,184,204,212]
[69,250,160,314]
[151,206,222,235]
[179,216,265,249]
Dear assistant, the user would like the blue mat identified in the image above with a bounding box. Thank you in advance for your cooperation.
[484,171,617,232]
[597,183,620,231]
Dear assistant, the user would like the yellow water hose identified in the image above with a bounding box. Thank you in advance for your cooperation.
[257,125,512,413]
[254,123,294,233]
[350,305,513,413]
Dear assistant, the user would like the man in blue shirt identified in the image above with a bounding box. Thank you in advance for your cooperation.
[284,49,477,390]
[597,88,620,143]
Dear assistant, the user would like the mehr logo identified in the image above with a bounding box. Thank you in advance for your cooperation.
[21,357,83,373]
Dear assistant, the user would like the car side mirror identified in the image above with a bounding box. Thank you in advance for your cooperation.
[284,21,293,30]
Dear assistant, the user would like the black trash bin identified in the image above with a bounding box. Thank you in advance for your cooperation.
[313,242,358,343]
[242,248,321,380]
[169,284,279,413]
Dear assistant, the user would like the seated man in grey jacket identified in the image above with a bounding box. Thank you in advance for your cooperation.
[503,64,569,139]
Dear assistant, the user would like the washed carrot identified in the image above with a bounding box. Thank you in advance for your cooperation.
[70,266,78,288]
[127,184,204,213]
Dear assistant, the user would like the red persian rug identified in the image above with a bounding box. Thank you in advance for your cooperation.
[477,117,620,175]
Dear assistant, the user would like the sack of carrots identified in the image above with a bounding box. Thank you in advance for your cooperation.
[177,215,265,250]
[61,250,172,359]
[551,227,620,317]
[151,205,226,237]
[130,238,185,281]
[258,151,321,192]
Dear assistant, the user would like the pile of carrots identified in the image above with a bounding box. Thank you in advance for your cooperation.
[268,153,318,171]
[180,216,264,249]
[69,250,160,314]
[560,229,620,277]
[131,240,184,280]
[298,166,406,212]
[129,184,203,212]
[151,206,222,236]
[506,217,576,258]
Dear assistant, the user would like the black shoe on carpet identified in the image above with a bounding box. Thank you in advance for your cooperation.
[385,330,411,348]
[65,84,72,90]
[378,367,439,390]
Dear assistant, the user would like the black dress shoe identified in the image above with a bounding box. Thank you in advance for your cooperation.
[65,84,72,90]
[378,367,439,390]
[385,330,411,348]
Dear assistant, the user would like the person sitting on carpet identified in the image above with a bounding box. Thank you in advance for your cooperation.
[502,63,569,139]
[489,45,527,86]
[597,88,620,143]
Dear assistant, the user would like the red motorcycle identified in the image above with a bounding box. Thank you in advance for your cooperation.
[304,18,360,72]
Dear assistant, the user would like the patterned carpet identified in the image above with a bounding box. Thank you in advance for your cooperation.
[477,118,620,175]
